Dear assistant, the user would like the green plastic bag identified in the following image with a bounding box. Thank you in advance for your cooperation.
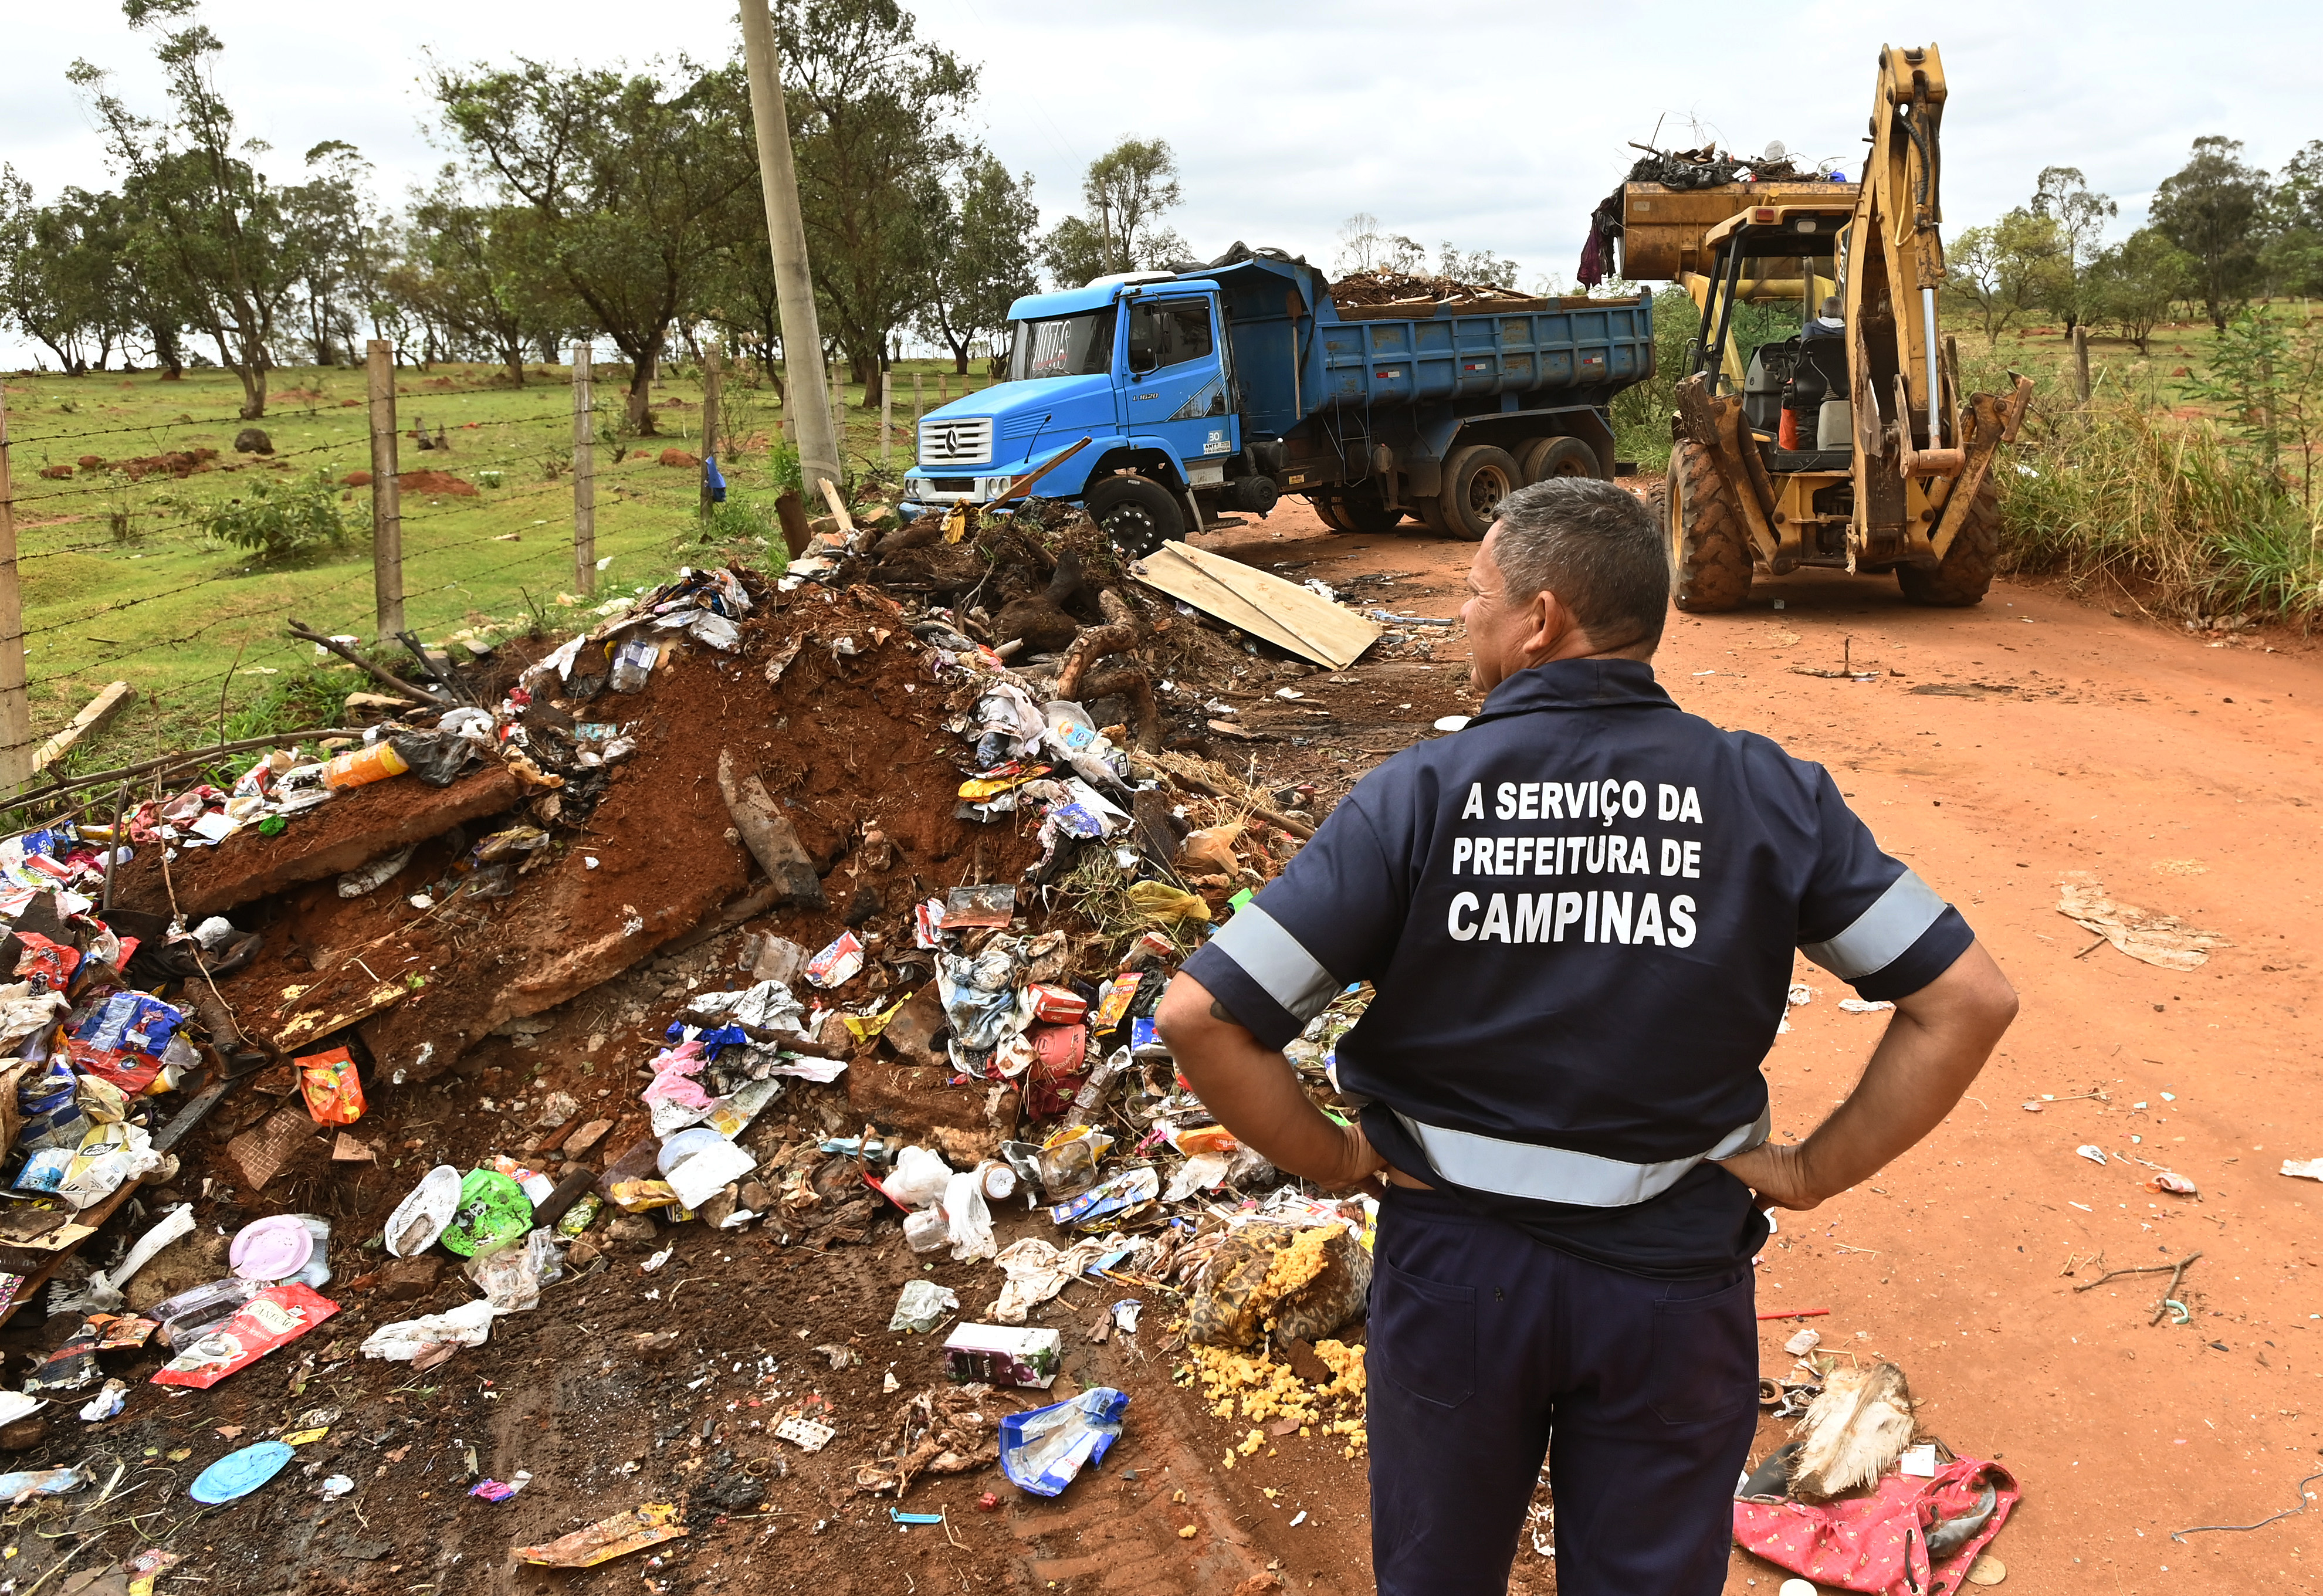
[438,1170,533,1258]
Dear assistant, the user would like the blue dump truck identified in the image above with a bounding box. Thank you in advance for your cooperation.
[900,246,1654,551]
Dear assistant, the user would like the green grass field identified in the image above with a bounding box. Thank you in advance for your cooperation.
[1,355,993,784]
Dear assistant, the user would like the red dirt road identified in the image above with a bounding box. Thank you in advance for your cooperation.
[1189,497,2323,1594]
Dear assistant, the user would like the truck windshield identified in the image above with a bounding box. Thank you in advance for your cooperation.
[1008,309,1117,381]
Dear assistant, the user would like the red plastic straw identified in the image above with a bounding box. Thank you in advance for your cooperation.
[1755,1307,1831,1321]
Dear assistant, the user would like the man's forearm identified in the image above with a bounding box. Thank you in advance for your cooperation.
[1153,973,1366,1185]
[1796,941,2017,1197]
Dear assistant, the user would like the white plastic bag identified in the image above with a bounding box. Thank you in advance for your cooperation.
[886,1146,954,1209]
[944,1170,996,1263]
[465,1228,565,1314]
[361,1299,498,1361]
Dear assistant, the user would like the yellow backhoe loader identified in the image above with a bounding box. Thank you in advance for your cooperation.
[1623,43,2033,610]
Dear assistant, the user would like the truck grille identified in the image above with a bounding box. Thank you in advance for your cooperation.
[919,416,993,467]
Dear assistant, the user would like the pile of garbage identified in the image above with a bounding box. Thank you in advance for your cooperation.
[0,497,1417,1570]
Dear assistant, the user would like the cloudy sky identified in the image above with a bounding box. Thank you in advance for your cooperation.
[5,0,2319,366]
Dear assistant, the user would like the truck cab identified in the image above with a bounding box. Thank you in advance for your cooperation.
[904,273,1274,555]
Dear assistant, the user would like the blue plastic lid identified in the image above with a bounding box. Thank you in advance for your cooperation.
[189,1441,295,1503]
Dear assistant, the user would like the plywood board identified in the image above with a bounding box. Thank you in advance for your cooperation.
[1134,541,1381,669]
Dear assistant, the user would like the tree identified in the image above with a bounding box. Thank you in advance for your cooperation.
[1946,210,2068,345]
[2261,139,2323,297]
[2183,306,2323,509]
[1041,136,1186,287]
[921,153,1037,374]
[2028,165,2117,334]
[1438,243,1521,288]
[2151,136,2270,331]
[431,56,759,432]
[2086,228,2196,354]
[0,173,134,373]
[69,0,309,418]
[780,0,979,397]
[279,140,374,366]
[391,175,575,384]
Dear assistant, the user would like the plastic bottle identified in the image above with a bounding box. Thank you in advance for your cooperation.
[903,1208,949,1253]
[322,741,409,791]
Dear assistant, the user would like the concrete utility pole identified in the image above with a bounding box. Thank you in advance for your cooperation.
[739,1,841,501]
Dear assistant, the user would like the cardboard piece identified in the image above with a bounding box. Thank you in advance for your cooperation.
[226,1106,319,1191]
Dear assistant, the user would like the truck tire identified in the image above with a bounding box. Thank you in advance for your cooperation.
[1087,473,1183,558]
[1667,441,1753,613]
[1336,483,1406,535]
[1896,476,1999,606]
[1421,445,1520,541]
[1518,435,1603,483]
[1309,494,1357,533]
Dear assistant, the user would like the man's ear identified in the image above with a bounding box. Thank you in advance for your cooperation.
[1521,588,1566,662]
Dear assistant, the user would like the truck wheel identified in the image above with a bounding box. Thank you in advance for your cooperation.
[1309,494,1357,533]
[1337,483,1406,535]
[1667,441,1752,613]
[1087,474,1183,558]
[1421,445,1519,541]
[1518,435,1602,483]
[1897,475,1999,606]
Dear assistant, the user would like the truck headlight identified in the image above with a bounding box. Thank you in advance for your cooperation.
[976,476,1010,500]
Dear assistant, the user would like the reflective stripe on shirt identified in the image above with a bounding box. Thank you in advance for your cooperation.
[1205,903,1340,1025]
[1800,867,1946,980]
[1394,1104,1773,1208]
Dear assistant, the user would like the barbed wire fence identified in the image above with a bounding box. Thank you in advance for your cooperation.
[0,340,654,802]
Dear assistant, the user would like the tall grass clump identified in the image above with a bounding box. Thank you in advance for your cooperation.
[1983,310,2323,626]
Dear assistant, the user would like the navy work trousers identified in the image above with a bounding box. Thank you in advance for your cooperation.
[1366,1187,1759,1595]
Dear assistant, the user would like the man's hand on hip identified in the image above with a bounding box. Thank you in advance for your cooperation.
[1714,1140,1824,1212]
[1154,972,1401,1196]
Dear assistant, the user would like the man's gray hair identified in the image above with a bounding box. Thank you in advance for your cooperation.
[1489,476,1668,650]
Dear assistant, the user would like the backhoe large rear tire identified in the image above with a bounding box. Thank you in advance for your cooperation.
[1667,440,1753,613]
[1896,475,1999,606]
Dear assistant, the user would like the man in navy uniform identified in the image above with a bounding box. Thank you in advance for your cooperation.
[1156,477,2017,1595]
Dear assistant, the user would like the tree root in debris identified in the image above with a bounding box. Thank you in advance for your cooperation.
[1055,589,1146,701]
[1078,666,1160,752]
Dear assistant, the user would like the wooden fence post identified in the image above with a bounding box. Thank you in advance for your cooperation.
[2071,326,2092,405]
[700,343,723,526]
[829,360,845,475]
[573,344,597,594]
[879,363,892,467]
[365,340,404,640]
[0,384,28,795]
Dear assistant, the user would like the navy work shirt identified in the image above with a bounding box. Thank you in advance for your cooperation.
[1181,656,1975,1279]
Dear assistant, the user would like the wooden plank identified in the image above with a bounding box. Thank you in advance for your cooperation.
[1135,541,1381,670]
[1135,546,1309,659]
[33,681,134,772]
[273,978,407,1052]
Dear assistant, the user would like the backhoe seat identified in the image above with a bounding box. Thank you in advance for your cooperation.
[1787,337,1847,412]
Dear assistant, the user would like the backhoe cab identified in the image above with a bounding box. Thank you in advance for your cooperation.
[1657,43,2033,611]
